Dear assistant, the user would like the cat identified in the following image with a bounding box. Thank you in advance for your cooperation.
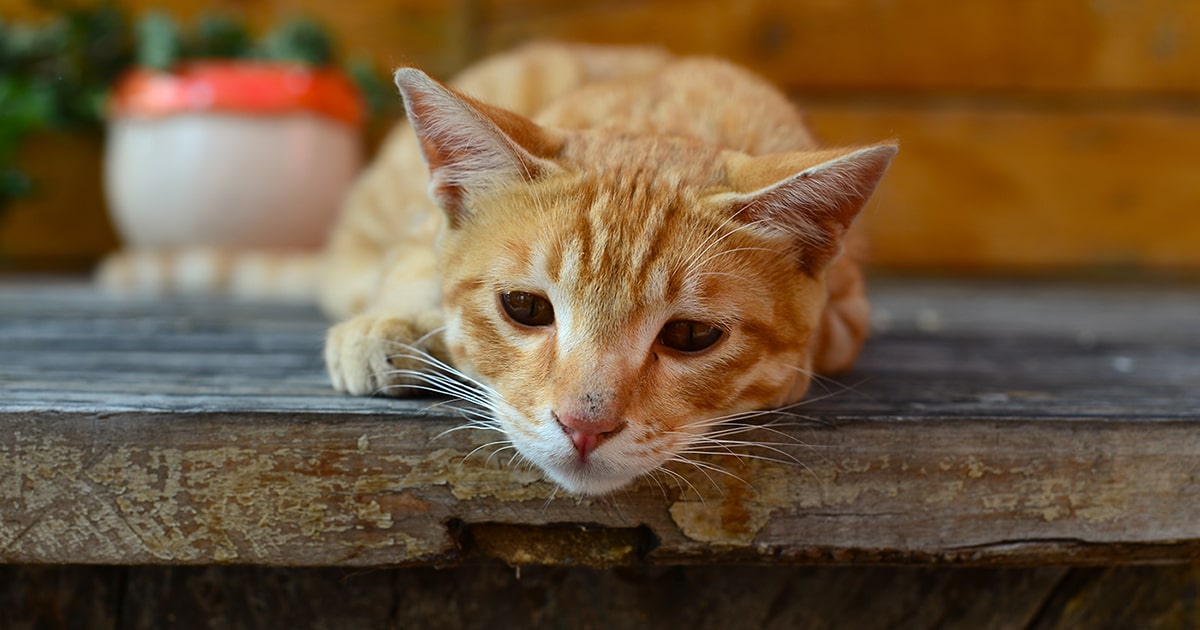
[320,42,896,496]
[97,42,895,496]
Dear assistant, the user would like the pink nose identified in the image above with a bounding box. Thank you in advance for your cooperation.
[555,412,625,461]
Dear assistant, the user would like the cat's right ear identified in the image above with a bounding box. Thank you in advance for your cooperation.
[394,68,564,226]
[724,143,897,273]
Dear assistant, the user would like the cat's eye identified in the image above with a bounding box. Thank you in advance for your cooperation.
[659,320,724,353]
[499,291,555,327]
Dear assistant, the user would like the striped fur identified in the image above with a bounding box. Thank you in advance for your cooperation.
[265,43,895,495]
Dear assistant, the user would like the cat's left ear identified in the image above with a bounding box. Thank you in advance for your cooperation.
[725,143,897,272]
[394,68,564,227]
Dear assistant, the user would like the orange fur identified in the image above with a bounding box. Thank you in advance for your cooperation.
[322,43,896,495]
[92,43,893,495]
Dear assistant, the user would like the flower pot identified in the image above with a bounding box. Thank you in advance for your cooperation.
[105,62,364,249]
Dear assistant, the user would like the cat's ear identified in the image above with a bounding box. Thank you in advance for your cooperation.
[725,143,897,272]
[394,68,563,226]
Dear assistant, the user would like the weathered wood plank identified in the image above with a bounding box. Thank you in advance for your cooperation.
[479,0,1200,94]
[1031,566,1200,629]
[806,103,1200,272]
[0,564,1069,629]
[9,0,1200,94]
[0,0,471,78]
[0,133,116,270]
[6,563,1199,629]
[7,2,1200,274]
[0,279,1198,567]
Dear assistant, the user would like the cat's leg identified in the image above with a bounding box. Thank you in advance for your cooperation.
[325,305,447,396]
[811,254,871,376]
[324,248,449,396]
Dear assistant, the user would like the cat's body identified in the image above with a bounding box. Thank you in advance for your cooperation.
[102,43,894,496]
[321,43,894,495]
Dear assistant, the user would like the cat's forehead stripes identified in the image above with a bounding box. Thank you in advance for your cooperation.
[539,170,719,293]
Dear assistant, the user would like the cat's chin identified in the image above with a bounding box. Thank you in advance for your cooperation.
[499,415,656,496]
[514,439,653,496]
[538,460,644,497]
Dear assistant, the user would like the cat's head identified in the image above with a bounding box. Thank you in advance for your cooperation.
[395,68,895,495]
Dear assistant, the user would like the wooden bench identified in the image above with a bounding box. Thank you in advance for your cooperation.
[3,276,1197,567]
[3,277,1199,626]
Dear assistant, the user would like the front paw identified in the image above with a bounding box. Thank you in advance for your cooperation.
[324,313,445,396]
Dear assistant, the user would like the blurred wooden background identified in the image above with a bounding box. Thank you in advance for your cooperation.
[4,0,1199,275]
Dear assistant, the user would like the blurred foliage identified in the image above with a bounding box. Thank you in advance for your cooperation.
[1,3,399,214]
[134,11,337,70]
[1,4,131,207]
[257,16,332,66]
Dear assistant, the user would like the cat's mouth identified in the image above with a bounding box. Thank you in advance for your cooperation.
[541,458,644,496]
[498,410,657,495]
[519,437,653,496]
[551,410,627,463]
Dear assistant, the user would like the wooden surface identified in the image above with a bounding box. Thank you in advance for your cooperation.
[8,0,1200,93]
[4,0,1200,273]
[479,0,1200,94]
[809,104,1200,272]
[0,133,117,271]
[2,278,1198,567]
[4,564,1200,629]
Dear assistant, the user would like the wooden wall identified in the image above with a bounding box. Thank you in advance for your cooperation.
[4,0,1199,274]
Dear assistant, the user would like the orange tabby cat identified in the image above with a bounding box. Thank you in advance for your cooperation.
[321,43,896,495]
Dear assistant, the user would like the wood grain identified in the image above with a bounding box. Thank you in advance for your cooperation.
[8,0,1200,94]
[805,103,1200,272]
[5,1,1200,273]
[6,563,1200,628]
[0,0,470,77]
[0,133,117,270]
[479,0,1200,94]
[1,279,1198,567]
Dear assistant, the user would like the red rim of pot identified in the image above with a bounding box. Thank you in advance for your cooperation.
[110,61,366,127]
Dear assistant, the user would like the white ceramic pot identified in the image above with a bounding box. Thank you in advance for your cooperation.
[104,63,364,249]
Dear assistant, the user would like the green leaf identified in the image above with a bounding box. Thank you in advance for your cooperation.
[136,11,182,71]
[258,16,334,66]
[191,13,251,59]
[345,56,401,120]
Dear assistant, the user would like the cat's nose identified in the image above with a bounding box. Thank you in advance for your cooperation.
[554,412,626,461]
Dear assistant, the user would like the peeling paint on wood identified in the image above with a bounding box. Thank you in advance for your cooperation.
[1,280,1199,567]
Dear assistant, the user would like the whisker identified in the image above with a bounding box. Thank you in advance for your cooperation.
[426,404,501,428]
[383,369,493,407]
[461,439,513,463]
[432,423,501,441]
[681,215,771,277]
[693,245,789,270]
[684,434,805,462]
[781,364,874,399]
[694,271,752,283]
[654,465,702,502]
[379,341,500,395]
[485,444,518,468]
[411,324,448,348]
[541,485,560,515]
[669,456,726,497]
[679,412,825,436]
[668,456,748,494]
[679,448,801,467]
[378,380,490,408]
[699,421,820,438]
[644,470,670,501]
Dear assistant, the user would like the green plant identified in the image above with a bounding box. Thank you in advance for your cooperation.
[0,4,398,215]
[0,4,131,208]
[134,11,335,69]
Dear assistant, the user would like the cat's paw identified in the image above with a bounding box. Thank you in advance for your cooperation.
[324,313,445,397]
